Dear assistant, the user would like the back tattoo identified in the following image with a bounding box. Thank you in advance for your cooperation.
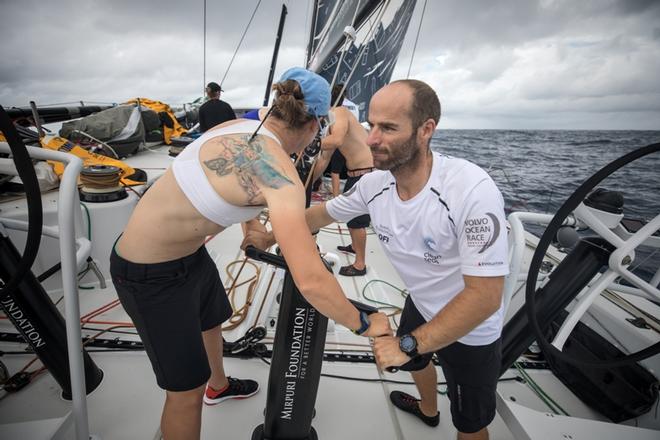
[203,134,294,203]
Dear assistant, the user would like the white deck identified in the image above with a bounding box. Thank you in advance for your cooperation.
[0,144,658,439]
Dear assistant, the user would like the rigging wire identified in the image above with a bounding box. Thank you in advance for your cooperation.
[219,0,263,89]
[203,0,207,95]
[334,0,392,105]
[329,0,361,96]
[303,0,312,65]
[405,0,427,79]
[13,101,110,107]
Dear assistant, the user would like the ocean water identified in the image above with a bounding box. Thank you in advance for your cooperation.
[432,130,660,219]
[431,130,660,279]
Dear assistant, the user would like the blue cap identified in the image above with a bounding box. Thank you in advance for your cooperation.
[278,67,330,117]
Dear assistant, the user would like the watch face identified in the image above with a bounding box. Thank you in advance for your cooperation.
[400,335,417,353]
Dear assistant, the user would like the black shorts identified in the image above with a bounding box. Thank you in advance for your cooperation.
[396,296,501,433]
[344,175,370,229]
[110,246,233,391]
[329,149,347,174]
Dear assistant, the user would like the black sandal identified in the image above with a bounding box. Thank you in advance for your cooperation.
[339,264,366,276]
[337,244,355,254]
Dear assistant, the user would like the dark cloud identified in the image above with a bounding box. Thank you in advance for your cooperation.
[395,0,660,128]
[1,0,659,129]
[0,0,309,106]
[614,0,660,15]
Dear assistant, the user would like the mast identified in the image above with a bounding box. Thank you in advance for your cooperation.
[263,4,288,106]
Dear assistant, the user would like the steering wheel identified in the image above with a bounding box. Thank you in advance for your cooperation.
[526,142,660,368]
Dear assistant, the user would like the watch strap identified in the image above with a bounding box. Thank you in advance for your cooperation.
[400,334,419,358]
[351,311,370,335]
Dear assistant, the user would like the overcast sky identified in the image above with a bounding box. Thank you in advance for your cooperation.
[1,0,659,130]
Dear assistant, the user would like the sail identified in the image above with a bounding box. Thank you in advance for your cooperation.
[307,0,417,122]
[307,0,380,71]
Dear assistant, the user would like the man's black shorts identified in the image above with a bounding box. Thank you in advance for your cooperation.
[329,149,347,174]
[396,296,501,433]
[344,175,370,229]
[110,246,233,391]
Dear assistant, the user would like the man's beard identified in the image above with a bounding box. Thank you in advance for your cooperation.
[372,132,420,172]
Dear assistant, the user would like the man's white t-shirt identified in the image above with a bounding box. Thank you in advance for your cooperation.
[326,152,509,346]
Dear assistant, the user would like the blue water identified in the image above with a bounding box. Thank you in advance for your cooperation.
[431,130,660,279]
[431,130,660,219]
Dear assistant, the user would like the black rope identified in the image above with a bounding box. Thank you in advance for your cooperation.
[248,106,276,143]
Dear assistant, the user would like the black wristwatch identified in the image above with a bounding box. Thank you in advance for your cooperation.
[351,311,370,335]
[399,334,419,358]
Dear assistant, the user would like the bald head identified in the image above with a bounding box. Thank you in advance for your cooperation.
[387,79,441,130]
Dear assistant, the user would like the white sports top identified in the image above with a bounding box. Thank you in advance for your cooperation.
[327,152,509,345]
[172,120,278,227]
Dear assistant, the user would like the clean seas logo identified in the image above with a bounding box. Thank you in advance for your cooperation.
[464,213,500,254]
[423,237,441,264]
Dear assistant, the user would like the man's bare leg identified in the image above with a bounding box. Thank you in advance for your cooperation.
[413,363,489,439]
[161,385,205,440]
[411,363,439,417]
[349,227,367,270]
[203,325,228,390]
[331,172,341,197]
[458,428,489,440]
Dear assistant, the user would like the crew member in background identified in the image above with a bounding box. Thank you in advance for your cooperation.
[325,90,359,198]
[312,84,374,276]
[198,81,236,132]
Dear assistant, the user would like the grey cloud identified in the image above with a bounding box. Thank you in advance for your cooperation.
[614,0,660,15]
[405,0,660,60]
[2,0,659,129]
[653,28,660,40]
[0,0,308,107]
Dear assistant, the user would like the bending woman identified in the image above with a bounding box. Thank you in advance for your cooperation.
[110,67,391,440]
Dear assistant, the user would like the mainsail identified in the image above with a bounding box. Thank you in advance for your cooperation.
[307,0,417,122]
